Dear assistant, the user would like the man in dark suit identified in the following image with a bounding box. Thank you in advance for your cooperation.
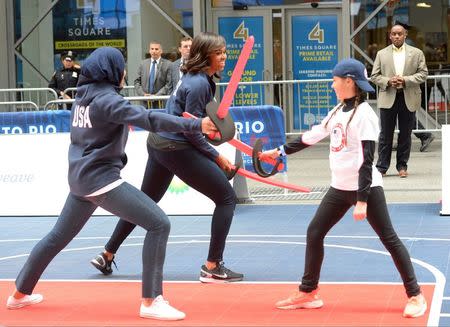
[170,36,192,92]
[134,41,172,108]
[371,23,428,178]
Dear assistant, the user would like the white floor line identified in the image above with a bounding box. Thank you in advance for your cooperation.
[5,234,450,242]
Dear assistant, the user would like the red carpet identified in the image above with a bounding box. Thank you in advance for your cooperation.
[0,280,433,326]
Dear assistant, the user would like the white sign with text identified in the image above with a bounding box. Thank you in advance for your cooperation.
[0,131,235,216]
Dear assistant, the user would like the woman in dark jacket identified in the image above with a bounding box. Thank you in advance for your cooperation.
[6,47,217,321]
[91,32,243,283]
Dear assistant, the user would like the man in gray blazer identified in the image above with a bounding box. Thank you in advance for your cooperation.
[170,37,192,93]
[371,23,428,178]
[134,41,172,108]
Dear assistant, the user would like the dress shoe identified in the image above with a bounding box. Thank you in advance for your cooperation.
[399,169,408,178]
[420,135,435,152]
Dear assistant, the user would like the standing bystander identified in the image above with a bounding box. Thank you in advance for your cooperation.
[134,41,172,108]
[48,51,81,101]
[169,36,193,92]
[371,23,428,178]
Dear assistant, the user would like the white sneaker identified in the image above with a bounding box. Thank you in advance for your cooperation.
[275,289,323,310]
[140,295,185,320]
[6,294,43,309]
[403,293,427,318]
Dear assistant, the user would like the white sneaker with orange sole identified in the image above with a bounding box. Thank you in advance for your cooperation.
[403,293,427,318]
[275,289,323,310]
[6,294,43,309]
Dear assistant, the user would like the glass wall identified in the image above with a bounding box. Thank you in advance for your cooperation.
[13,0,193,89]
[10,0,450,92]
[211,0,341,8]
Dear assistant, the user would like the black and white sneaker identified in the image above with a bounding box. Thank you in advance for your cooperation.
[90,252,117,275]
[199,262,243,283]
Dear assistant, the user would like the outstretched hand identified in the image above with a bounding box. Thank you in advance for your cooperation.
[201,117,218,134]
[259,149,279,160]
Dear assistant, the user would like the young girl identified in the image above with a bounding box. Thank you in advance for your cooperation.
[259,58,427,318]
[6,47,217,320]
[90,32,243,283]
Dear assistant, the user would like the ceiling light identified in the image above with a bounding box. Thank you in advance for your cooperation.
[416,2,431,8]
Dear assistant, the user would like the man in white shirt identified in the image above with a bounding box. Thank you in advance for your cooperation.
[371,23,428,178]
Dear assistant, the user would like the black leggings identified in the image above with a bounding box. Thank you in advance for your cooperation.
[300,186,421,298]
[105,143,237,263]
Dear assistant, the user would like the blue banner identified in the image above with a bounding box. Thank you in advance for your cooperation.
[0,110,71,135]
[218,16,264,106]
[0,107,287,172]
[292,15,338,130]
[230,106,287,173]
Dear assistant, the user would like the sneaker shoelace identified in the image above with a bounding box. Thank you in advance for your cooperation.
[408,295,421,305]
[101,254,118,271]
[110,258,118,271]
[217,261,234,274]
[154,296,170,307]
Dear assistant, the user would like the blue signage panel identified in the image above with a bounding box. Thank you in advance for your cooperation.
[291,15,338,130]
[230,106,287,173]
[0,107,286,173]
[0,110,71,135]
[218,16,264,106]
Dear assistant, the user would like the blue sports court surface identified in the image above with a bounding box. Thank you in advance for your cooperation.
[0,202,449,326]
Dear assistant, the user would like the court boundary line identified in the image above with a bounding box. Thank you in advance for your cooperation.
[0,278,438,285]
[4,234,450,243]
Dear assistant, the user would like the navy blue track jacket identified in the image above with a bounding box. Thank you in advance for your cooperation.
[158,72,220,160]
[68,47,202,196]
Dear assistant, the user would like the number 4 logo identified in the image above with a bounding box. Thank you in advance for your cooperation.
[234,21,249,41]
[308,22,324,43]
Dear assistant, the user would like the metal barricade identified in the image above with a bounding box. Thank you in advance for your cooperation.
[44,99,75,110]
[44,95,171,111]
[120,85,137,97]
[423,74,449,129]
[0,88,58,112]
[4,76,447,134]
[216,76,448,135]
[0,101,39,112]
[125,95,169,109]
[217,78,335,134]
[63,85,137,99]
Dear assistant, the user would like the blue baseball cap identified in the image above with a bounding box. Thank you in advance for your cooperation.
[332,58,375,93]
